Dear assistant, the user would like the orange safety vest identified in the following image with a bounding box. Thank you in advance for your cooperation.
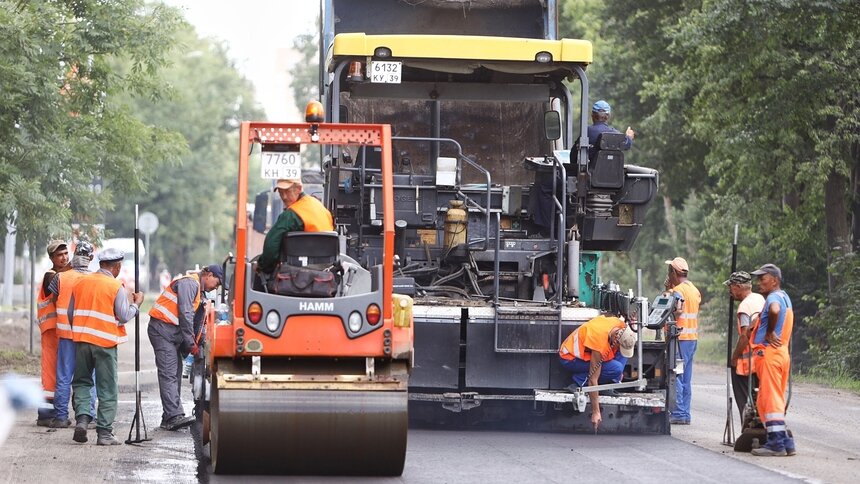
[736,292,765,376]
[289,193,334,232]
[70,272,128,348]
[37,271,58,333]
[672,281,701,341]
[559,315,624,362]
[55,270,86,339]
[750,291,793,356]
[149,273,201,325]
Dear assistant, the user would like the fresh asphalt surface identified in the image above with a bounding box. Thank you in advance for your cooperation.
[2,315,856,483]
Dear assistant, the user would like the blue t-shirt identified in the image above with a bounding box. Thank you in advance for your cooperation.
[753,290,792,346]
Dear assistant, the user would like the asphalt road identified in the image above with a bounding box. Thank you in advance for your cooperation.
[1,316,858,483]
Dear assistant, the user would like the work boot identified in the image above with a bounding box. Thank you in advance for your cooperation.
[599,389,623,397]
[751,431,787,457]
[96,429,122,446]
[565,383,581,393]
[36,418,54,427]
[160,415,195,431]
[49,417,72,428]
[73,415,91,443]
[782,436,797,456]
[669,417,690,425]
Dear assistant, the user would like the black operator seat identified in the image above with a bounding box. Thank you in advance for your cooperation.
[280,231,340,270]
[589,132,626,190]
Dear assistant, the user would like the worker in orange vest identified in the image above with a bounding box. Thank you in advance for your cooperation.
[665,256,701,425]
[558,312,638,432]
[35,240,70,426]
[257,178,335,274]
[148,265,222,430]
[69,248,143,445]
[47,240,96,428]
[749,263,796,457]
[724,271,765,421]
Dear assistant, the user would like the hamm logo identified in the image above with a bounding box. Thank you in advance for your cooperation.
[299,301,334,312]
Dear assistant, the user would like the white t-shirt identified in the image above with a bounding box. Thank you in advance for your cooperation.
[737,292,766,328]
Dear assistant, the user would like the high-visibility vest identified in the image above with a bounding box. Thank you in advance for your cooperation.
[559,315,624,362]
[55,270,86,339]
[673,281,701,341]
[70,272,128,348]
[751,290,793,355]
[289,194,334,232]
[736,292,765,376]
[37,271,58,333]
[149,273,201,325]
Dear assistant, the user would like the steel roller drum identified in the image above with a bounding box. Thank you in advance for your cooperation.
[211,386,408,475]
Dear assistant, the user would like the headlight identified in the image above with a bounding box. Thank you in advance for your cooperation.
[265,310,280,332]
[348,311,362,333]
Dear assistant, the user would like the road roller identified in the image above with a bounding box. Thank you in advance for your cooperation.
[193,114,414,475]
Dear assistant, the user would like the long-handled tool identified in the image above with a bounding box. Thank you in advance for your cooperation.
[722,224,739,446]
[126,205,151,445]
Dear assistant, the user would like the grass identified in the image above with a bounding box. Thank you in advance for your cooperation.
[0,349,40,376]
[793,370,860,394]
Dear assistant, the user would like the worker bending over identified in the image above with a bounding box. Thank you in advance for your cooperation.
[149,265,222,430]
[69,248,143,445]
[750,263,796,457]
[558,311,637,432]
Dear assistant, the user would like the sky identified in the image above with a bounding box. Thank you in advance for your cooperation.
[164,0,319,121]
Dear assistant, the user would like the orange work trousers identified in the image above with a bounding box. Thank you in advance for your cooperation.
[753,346,790,423]
[40,328,58,400]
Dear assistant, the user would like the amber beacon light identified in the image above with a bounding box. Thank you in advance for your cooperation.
[305,100,325,123]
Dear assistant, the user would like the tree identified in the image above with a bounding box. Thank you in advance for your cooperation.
[0,0,186,248]
[104,22,264,275]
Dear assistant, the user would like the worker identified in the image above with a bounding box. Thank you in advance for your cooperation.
[724,271,765,420]
[148,265,222,430]
[749,263,796,457]
[257,178,334,274]
[69,248,143,445]
[587,100,635,159]
[665,256,701,425]
[48,240,96,428]
[558,311,638,432]
[35,240,70,426]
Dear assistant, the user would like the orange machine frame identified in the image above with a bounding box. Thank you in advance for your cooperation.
[213,122,394,358]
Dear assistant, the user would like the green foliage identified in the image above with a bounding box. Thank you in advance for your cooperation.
[561,0,860,378]
[0,0,186,245]
[103,22,264,274]
[805,252,860,378]
[290,31,319,110]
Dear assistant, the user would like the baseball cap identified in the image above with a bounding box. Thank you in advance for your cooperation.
[665,257,689,273]
[205,264,224,284]
[723,271,752,286]
[619,326,637,358]
[47,240,68,256]
[273,179,301,191]
[98,247,125,262]
[751,263,782,281]
[592,100,611,113]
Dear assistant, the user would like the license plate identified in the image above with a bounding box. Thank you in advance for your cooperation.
[260,146,301,180]
[370,61,402,84]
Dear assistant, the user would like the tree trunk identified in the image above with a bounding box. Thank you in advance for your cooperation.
[824,168,851,293]
[663,195,678,246]
[851,142,860,252]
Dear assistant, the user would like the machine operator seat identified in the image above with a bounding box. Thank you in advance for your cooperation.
[280,231,340,270]
[589,132,626,190]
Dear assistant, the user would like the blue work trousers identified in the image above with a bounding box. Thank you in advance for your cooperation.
[54,338,95,420]
[672,340,697,421]
[560,351,627,387]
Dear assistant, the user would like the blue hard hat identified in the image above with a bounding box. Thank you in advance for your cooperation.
[592,100,611,113]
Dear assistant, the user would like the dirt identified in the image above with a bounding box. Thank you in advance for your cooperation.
[0,311,40,375]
